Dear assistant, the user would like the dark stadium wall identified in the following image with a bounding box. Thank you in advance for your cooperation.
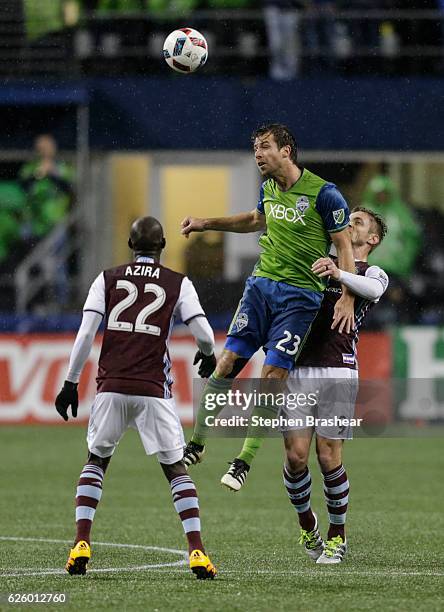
[89,76,444,151]
[0,77,442,151]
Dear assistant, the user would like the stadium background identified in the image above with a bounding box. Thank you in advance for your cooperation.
[0,2,443,610]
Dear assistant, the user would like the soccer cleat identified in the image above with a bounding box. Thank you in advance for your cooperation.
[220,458,250,491]
[316,535,347,564]
[298,512,325,561]
[65,540,91,575]
[189,549,217,580]
[182,441,205,468]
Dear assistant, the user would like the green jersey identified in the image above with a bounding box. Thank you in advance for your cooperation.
[254,168,350,292]
[19,160,74,238]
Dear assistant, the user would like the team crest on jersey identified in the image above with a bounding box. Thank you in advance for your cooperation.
[234,312,248,331]
[342,353,355,365]
[296,196,309,214]
[333,209,345,225]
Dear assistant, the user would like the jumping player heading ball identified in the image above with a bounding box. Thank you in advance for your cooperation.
[181,123,356,488]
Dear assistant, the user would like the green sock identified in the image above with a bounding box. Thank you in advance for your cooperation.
[191,372,232,447]
[237,403,277,466]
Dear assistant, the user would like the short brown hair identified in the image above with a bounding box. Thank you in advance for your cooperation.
[352,206,388,248]
[251,123,298,164]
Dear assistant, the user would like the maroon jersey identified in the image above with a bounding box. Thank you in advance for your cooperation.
[83,258,204,398]
[297,259,385,370]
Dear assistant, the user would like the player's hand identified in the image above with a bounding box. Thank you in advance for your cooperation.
[193,351,216,378]
[181,216,206,239]
[312,257,340,280]
[55,381,79,421]
[332,294,355,334]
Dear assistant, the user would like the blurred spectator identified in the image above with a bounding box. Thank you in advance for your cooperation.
[362,174,421,279]
[378,20,401,72]
[17,135,74,308]
[263,0,305,80]
[358,173,422,328]
[0,182,26,268]
[18,134,74,246]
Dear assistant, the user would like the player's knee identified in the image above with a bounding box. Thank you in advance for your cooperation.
[316,441,341,472]
[285,448,308,473]
[160,460,187,482]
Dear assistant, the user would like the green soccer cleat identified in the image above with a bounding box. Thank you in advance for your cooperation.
[316,535,347,564]
[298,512,325,561]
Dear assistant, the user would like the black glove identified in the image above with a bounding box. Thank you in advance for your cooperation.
[193,351,216,378]
[55,380,79,421]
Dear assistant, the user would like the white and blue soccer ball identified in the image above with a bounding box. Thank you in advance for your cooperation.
[163,28,208,74]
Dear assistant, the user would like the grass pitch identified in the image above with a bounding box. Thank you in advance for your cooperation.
[1,425,443,611]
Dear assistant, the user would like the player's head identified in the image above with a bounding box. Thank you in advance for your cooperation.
[349,207,387,253]
[34,134,57,159]
[251,124,298,177]
[128,216,166,259]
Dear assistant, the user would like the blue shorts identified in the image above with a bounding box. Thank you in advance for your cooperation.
[225,276,323,371]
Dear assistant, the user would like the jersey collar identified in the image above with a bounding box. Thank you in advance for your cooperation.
[135,256,155,263]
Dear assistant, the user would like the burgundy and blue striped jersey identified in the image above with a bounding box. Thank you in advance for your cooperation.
[297,259,388,370]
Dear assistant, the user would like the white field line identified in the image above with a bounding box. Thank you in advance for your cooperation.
[1,537,442,579]
[0,536,187,578]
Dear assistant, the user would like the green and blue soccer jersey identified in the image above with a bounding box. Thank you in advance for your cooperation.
[254,168,350,292]
[225,168,350,371]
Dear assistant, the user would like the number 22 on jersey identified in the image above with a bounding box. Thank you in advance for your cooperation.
[107,280,166,336]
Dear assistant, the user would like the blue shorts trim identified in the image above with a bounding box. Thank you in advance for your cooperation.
[224,336,257,359]
[263,349,296,370]
[224,339,302,371]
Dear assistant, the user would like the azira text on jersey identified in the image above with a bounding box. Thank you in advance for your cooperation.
[125,265,160,278]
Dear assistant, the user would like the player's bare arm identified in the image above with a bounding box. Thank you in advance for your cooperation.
[329,229,355,334]
[181,208,265,238]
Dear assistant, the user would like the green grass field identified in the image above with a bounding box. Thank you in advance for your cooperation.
[1,425,443,611]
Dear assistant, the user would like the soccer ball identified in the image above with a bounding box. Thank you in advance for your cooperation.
[163,28,208,74]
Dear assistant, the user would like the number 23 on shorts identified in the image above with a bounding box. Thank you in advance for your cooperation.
[275,330,301,355]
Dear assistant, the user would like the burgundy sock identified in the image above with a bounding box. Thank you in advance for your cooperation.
[323,464,349,541]
[74,464,104,546]
[170,475,204,554]
[283,465,315,531]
